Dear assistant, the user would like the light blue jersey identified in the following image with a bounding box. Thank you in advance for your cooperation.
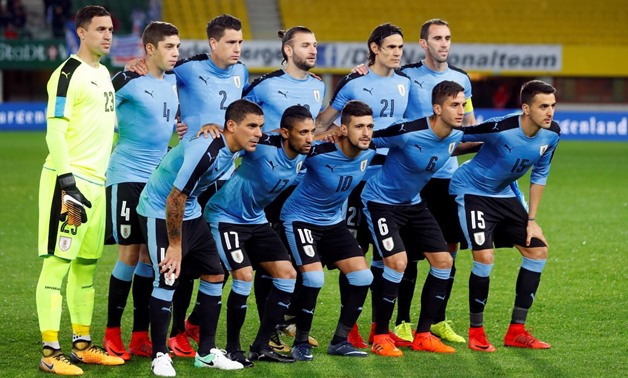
[362,118,463,205]
[281,142,376,226]
[401,61,473,179]
[106,71,178,186]
[449,115,560,198]
[174,54,249,140]
[243,69,325,132]
[205,133,307,225]
[137,135,239,220]
[330,69,410,131]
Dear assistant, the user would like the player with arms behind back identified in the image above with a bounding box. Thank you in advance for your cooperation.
[449,80,560,352]
[102,21,181,361]
[35,5,124,376]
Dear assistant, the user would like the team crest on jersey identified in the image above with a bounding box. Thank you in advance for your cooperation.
[59,236,72,251]
[360,159,368,172]
[296,161,303,172]
[473,232,486,246]
[397,84,406,96]
[539,144,548,156]
[382,237,394,252]
[313,90,321,103]
[303,245,315,257]
[233,76,241,89]
[120,225,131,239]
[231,249,244,264]
[449,142,456,155]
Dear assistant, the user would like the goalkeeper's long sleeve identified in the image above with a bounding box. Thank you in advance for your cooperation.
[45,117,72,176]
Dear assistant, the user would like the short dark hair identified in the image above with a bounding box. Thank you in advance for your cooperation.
[206,14,242,41]
[520,80,556,105]
[432,80,464,106]
[280,105,313,131]
[420,19,449,40]
[142,21,179,49]
[367,23,403,65]
[225,99,263,125]
[75,5,111,30]
[341,100,373,126]
[278,26,313,64]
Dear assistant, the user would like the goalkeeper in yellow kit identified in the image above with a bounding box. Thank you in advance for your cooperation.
[35,5,125,376]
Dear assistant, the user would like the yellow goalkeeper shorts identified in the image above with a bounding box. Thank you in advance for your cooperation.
[38,167,106,260]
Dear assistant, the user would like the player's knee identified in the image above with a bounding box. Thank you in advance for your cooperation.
[273,277,296,293]
[231,279,253,296]
[346,269,373,287]
[385,256,407,272]
[526,246,548,260]
[232,269,253,282]
[429,253,453,269]
[302,270,325,288]
[276,264,297,280]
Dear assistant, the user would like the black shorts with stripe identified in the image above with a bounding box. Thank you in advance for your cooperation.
[105,182,145,245]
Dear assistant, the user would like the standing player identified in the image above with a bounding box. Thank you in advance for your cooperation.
[35,5,124,375]
[316,24,410,348]
[136,99,263,376]
[363,81,466,357]
[102,21,181,361]
[392,18,474,344]
[242,25,324,350]
[449,80,559,352]
[281,101,376,360]
[204,106,315,365]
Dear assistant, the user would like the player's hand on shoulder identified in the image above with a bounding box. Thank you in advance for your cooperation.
[175,116,188,140]
[352,64,368,75]
[124,57,148,76]
[197,123,223,139]
[526,220,548,247]
[309,72,322,81]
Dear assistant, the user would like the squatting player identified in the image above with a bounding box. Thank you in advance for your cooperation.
[363,81,466,357]
[449,80,559,352]
[35,5,124,376]
[280,100,376,361]
[136,99,264,376]
[204,106,316,365]
[103,21,181,361]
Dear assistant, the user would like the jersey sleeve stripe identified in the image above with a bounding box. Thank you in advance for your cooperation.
[181,138,226,196]
[242,69,283,97]
[52,58,81,117]
[329,72,361,104]
[373,117,428,138]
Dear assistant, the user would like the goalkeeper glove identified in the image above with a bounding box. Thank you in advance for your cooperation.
[58,173,92,225]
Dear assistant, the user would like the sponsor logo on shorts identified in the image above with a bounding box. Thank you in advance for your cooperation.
[120,224,131,239]
[473,232,486,246]
[382,237,394,252]
[303,245,315,257]
[59,236,72,251]
[231,249,244,264]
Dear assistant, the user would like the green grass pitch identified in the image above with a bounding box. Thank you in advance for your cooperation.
[0,132,626,377]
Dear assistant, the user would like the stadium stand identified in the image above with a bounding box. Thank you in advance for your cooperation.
[162,0,251,39]
[278,0,628,45]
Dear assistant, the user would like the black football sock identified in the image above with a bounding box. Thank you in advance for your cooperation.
[416,269,449,333]
[170,278,194,337]
[251,285,292,351]
[374,267,402,335]
[294,285,321,345]
[512,262,543,324]
[150,296,172,357]
[253,269,273,321]
[107,275,132,328]
[196,284,222,356]
[396,260,418,325]
[370,263,384,323]
[435,263,456,323]
[132,264,153,332]
[226,290,248,352]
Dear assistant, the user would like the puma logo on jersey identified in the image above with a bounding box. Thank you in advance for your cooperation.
[268,160,277,170]
[145,90,154,98]
[492,123,499,130]
[60,71,71,79]
[398,123,406,132]
[414,144,423,151]
[413,80,424,88]
[91,81,98,87]
[504,144,513,153]
[278,90,288,98]
[199,76,209,85]
[325,164,335,172]
[363,87,373,95]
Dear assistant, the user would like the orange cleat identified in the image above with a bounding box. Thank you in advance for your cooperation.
[103,327,130,361]
[468,326,496,352]
[411,332,455,353]
[168,332,196,357]
[371,334,403,357]
[129,331,152,357]
[185,319,200,344]
[368,322,412,347]
[504,324,551,349]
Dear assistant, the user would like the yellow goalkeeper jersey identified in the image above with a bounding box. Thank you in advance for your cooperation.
[44,54,115,182]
